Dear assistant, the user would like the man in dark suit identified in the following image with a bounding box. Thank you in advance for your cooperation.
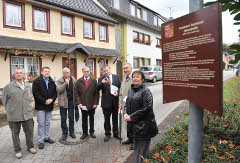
[97,65,121,142]
[75,67,99,140]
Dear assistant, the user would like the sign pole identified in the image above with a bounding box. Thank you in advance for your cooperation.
[188,1,203,163]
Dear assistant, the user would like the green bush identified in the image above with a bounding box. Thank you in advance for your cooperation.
[148,104,240,163]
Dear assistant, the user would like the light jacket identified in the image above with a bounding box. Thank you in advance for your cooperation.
[56,76,77,108]
[119,75,133,108]
[2,81,34,122]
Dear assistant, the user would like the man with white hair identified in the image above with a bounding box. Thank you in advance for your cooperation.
[56,67,77,141]
[2,67,37,159]
[75,67,99,139]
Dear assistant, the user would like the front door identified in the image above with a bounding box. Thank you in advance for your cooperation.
[62,58,77,79]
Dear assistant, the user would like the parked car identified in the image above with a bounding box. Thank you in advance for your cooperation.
[139,66,162,83]
[233,61,240,76]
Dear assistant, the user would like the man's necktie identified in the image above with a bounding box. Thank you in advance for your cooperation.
[108,77,111,85]
[126,76,130,80]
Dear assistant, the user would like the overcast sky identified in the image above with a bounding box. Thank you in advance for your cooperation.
[135,0,239,45]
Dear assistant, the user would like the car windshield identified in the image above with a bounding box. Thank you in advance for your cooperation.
[140,67,152,71]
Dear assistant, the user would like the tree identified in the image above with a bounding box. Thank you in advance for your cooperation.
[205,0,240,64]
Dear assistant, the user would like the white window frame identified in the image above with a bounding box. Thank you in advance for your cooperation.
[6,3,22,27]
[158,17,163,26]
[84,21,93,38]
[62,15,73,35]
[154,15,158,26]
[146,58,151,66]
[133,57,139,68]
[143,10,147,21]
[11,56,40,81]
[87,59,95,75]
[99,24,107,41]
[113,0,120,9]
[34,9,47,31]
[130,4,136,16]
[137,8,141,19]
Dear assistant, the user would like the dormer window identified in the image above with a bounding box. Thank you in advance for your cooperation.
[143,10,147,21]
[111,0,120,9]
[154,15,158,26]
[154,15,163,26]
[137,8,141,19]
[130,4,136,16]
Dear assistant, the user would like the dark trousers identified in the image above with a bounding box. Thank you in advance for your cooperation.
[134,139,151,163]
[60,101,74,136]
[127,122,133,142]
[8,118,34,153]
[81,109,95,134]
[102,108,119,136]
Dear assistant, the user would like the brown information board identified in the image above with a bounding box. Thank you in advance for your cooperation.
[161,3,223,116]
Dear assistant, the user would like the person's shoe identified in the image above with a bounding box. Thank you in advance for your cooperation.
[15,152,23,159]
[44,138,55,144]
[62,135,67,141]
[90,133,96,139]
[70,133,76,139]
[122,139,133,144]
[129,144,135,150]
[38,143,44,149]
[80,134,88,140]
[104,135,110,142]
[114,135,122,140]
[28,148,37,154]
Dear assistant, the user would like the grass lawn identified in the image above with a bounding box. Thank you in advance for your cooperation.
[147,77,240,162]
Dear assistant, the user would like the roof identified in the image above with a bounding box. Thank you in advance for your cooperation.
[32,0,118,24]
[131,0,168,21]
[98,0,168,32]
[0,35,121,57]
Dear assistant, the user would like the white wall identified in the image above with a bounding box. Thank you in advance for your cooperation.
[126,20,162,68]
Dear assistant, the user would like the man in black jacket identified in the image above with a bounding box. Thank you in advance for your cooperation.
[32,67,57,149]
[97,65,121,142]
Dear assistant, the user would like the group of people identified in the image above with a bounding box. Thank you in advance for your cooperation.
[2,63,158,163]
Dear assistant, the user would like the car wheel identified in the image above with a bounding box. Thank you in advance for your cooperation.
[152,76,157,83]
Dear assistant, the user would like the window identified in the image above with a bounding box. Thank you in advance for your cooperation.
[61,13,75,36]
[145,35,150,43]
[146,58,151,66]
[4,0,25,30]
[156,59,162,66]
[84,20,94,39]
[113,0,120,9]
[87,59,95,76]
[99,24,108,42]
[11,56,40,82]
[140,58,145,67]
[137,8,141,19]
[133,58,139,68]
[33,7,49,33]
[154,15,158,26]
[156,38,161,48]
[130,4,136,16]
[133,31,139,41]
[143,10,147,21]
[139,33,144,42]
[158,17,163,26]
[154,15,163,26]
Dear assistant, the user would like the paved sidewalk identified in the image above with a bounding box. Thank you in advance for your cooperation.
[0,71,235,163]
[0,85,181,163]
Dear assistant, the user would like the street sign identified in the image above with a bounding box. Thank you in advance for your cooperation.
[161,3,223,116]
